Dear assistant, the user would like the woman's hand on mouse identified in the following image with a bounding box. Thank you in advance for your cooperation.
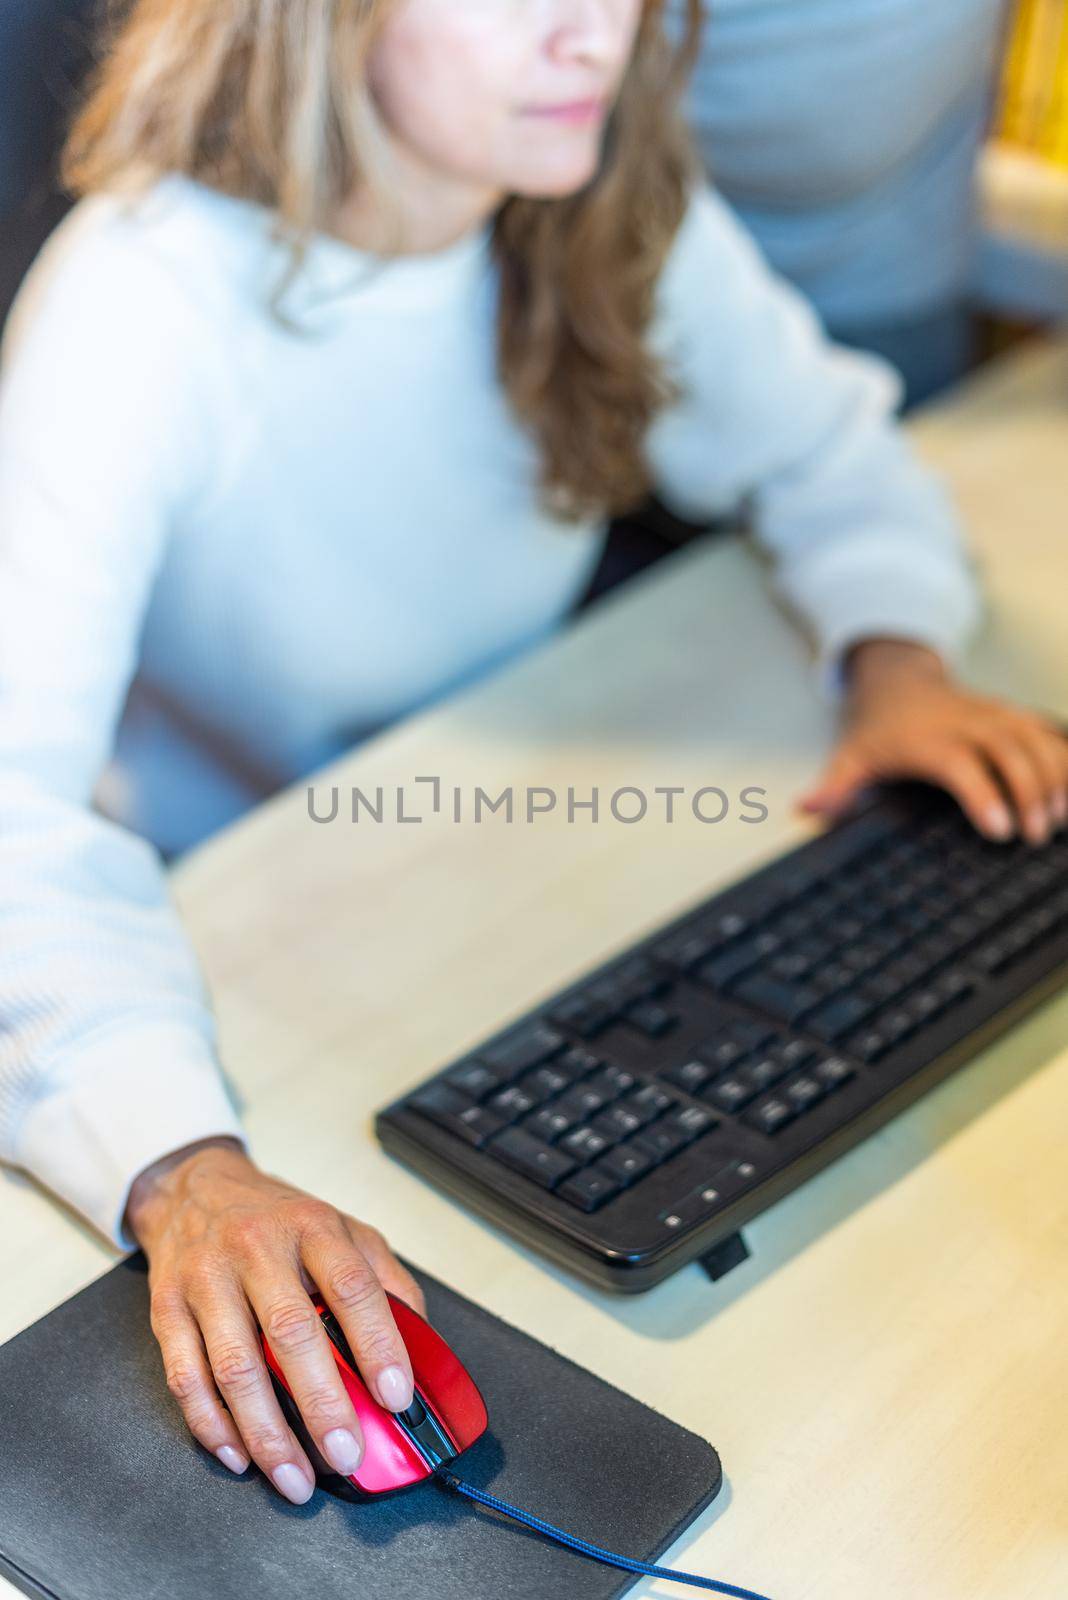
[124,1138,426,1504]
[797,637,1068,845]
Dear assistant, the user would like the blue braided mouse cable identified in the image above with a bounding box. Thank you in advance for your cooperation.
[436,1470,775,1600]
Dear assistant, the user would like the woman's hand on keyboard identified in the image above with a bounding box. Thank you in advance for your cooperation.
[124,1139,426,1503]
[798,638,1068,846]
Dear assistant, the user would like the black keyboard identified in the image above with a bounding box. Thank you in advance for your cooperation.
[375,781,1068,1292]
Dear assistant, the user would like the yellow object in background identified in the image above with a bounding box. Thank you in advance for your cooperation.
[997,0,1068,166]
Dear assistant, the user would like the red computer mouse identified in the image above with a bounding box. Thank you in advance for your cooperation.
[261,1292,488,1500]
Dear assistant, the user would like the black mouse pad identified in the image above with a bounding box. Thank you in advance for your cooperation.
[0,1258,722,1600]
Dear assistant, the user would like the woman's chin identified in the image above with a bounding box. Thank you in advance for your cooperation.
[510,153,603,201]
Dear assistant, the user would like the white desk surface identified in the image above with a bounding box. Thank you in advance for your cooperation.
[3,337,1067,1600]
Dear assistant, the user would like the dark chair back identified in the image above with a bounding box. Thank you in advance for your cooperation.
[0,0,105,334]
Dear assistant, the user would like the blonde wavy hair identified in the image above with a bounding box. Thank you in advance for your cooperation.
[65,0,703,520]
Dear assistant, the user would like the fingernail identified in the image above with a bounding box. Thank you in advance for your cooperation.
[1027,805,1049,844]
[1052,791,1068,827]
[376,1365,414,1412]
[216,1445,249,1476]
[322,1428,363,1476]
[985,803,1013,840]
[271,1462,315,1505]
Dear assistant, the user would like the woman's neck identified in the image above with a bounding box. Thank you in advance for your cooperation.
[332,145,504,256]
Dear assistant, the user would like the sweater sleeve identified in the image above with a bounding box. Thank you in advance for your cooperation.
[0,201,246,1249]
[646,184,986,700]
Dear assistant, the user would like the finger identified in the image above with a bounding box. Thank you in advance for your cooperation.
[302,1228,415,1414]
[244,1263,367,1484]
[797,745,876,816]
[347,1220,427,1319]
[151,1287,250,1477]
[908,741,1016,841]
[972,727,1051,845]
[1009,721,1068,833]
[189,1275,317,1505]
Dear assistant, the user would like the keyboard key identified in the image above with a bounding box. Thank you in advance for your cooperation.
[664,1104,717,1141]
[605,1059,643,1091]
[653,929,718,971]
[703,1073,758,1114]
[625,1001,678,1037]
[877,1008,917,1046]
[612,956,666,999]
[626,1084,676,1123]
[782,1073,824,1114]
[840,942,884,975]
[697,940,766,988]
[411,1083,473,1120]
[488,1084,539,1121]
[733,973,821,1022]
[548,993,615,1038]
[697,1034,748,1071]
[523,1063,573,1098]
[846,1026,892,1062]
[558,1046,604,1078]
[435,1107,505,1147]
[410,1085,507,1148]
[663,1058,713,1094]
[558,1168,621,1212]
[813,1055,856,1092]
[597,1142,656,1185]
[525,1106,575,1142]
[482,1024,565,1076]
[444,1061,503,1098]
[806,993,874,1041]
[489,1128,577,1189]
[973,939,1011,975]
[769,950,817,982]
[585,1064,636,1100]
[555,1083,611,1121]
[591,1103,645,1142]
[860,969,911,1005]
[903,987,947,1025]
[741,1053,790,1093]
[883,953,929,988]
[810,961,857,995]
[932,967,977,1006]
[773,1038,818,1072]
[560,1126,612,1163]
[743,1094,795,1136]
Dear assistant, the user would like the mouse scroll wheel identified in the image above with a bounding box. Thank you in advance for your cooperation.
[400,1397,427,1428]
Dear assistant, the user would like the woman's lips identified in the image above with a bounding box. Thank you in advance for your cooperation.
[519,98,606,126]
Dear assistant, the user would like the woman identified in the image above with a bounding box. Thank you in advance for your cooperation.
[1,0,1064,1506]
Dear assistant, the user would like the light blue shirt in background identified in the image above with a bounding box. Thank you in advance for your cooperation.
[679,0,1005,329]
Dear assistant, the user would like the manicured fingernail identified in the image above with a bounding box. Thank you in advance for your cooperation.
[322,1428,363,1476]
[271,1463,315,1505]
[376,1365,414,1412]
[985,803,1013,839]
[216,1445,249,1475]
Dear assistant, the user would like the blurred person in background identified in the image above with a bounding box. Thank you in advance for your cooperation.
[1,0,1064,1512]
[676,0,1006,407]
